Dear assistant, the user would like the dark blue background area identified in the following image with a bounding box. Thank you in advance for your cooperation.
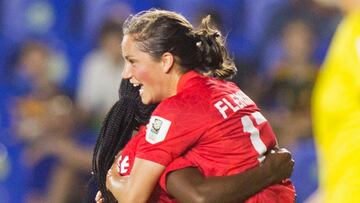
[0,0,337,202]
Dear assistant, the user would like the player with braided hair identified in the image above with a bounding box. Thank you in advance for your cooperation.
[95,9,295,203]
[92,79,157,202]
[93,79,294,203]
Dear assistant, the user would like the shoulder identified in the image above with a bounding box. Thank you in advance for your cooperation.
[152,93,208,124]
[153,77,247,122]
[154,78,218,116]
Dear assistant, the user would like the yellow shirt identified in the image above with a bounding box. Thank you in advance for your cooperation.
[312,10,360,202]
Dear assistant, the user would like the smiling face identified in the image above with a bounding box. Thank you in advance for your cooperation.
[121,35,177,104]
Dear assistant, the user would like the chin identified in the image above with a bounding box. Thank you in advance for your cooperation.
[141,97,151,105]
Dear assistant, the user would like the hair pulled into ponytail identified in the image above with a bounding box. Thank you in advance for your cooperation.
[192,15,237,79]
[123,9,237,80]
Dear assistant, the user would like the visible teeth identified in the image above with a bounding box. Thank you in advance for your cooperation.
[133,84,140,87]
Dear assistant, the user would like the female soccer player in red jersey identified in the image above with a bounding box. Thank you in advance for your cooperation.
[93,79,294,203]
[94,9,295,202]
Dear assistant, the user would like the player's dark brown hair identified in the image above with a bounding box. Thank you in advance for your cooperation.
[123,9,237,79]
[91,79,157,202]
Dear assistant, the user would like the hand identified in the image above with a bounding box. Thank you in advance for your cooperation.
[95,191,104,203]
[106,163,119,190]
[262,148,294,183]
[105,162,130,202]
[105,150,123,191]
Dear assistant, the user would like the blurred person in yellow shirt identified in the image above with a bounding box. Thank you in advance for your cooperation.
[311,0,360,202]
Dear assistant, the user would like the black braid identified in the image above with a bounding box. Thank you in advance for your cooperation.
[91,79,157,202]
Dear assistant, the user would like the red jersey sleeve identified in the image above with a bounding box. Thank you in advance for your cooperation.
[136,97,208,166]
[115,126,146,176]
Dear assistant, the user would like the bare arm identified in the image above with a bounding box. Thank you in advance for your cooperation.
[166,148,294,203]
[106,157,165,203]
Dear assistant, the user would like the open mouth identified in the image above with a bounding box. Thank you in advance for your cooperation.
[132,83,144,95]
[139,85,144,95]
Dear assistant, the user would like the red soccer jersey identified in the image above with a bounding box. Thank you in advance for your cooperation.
[116,126,181,202]
[117,71,295,202]
[115,127,144,176]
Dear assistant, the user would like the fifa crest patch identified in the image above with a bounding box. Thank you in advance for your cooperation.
[146,116,171,144]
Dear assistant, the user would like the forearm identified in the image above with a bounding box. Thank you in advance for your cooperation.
[107,158,165,203]
[196,166,275,203]
[168,149,294,203]
[167,166,275,203]
[107,175,138,203]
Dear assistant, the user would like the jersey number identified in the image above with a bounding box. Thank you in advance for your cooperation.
[241,111,267,162]
[117,155,130,174]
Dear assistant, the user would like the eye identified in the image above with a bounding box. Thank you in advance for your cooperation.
[127,58,137,65]
[125,56,137,67]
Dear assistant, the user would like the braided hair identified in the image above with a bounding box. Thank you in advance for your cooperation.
[92,79,157,202]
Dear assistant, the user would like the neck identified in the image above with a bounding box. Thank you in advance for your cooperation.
[165,64,184,98]
[169,70,183,96]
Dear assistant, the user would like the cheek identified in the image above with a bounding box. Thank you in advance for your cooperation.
[135,67,152,83]
[134,62,160,86]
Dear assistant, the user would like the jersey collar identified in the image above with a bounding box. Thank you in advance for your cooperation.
[177,71,201,92]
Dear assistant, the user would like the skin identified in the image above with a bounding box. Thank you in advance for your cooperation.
[105,158,165,202]
[121,35,181,105]
[98,34,294,202]
[97,34,184,203]
[95,149,294,203]
[165,149,293,203]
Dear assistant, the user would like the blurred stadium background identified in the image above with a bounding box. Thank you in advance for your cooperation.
[0,0,343,202]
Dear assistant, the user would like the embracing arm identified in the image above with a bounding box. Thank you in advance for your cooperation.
[166,148,294,203]
[106,157,165,203]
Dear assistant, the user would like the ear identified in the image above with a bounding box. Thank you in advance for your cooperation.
[161,52,175,73]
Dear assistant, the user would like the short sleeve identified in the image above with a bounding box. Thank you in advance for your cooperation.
[136,99,206,166]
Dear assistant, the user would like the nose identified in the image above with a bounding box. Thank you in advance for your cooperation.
[122,64,132,79]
